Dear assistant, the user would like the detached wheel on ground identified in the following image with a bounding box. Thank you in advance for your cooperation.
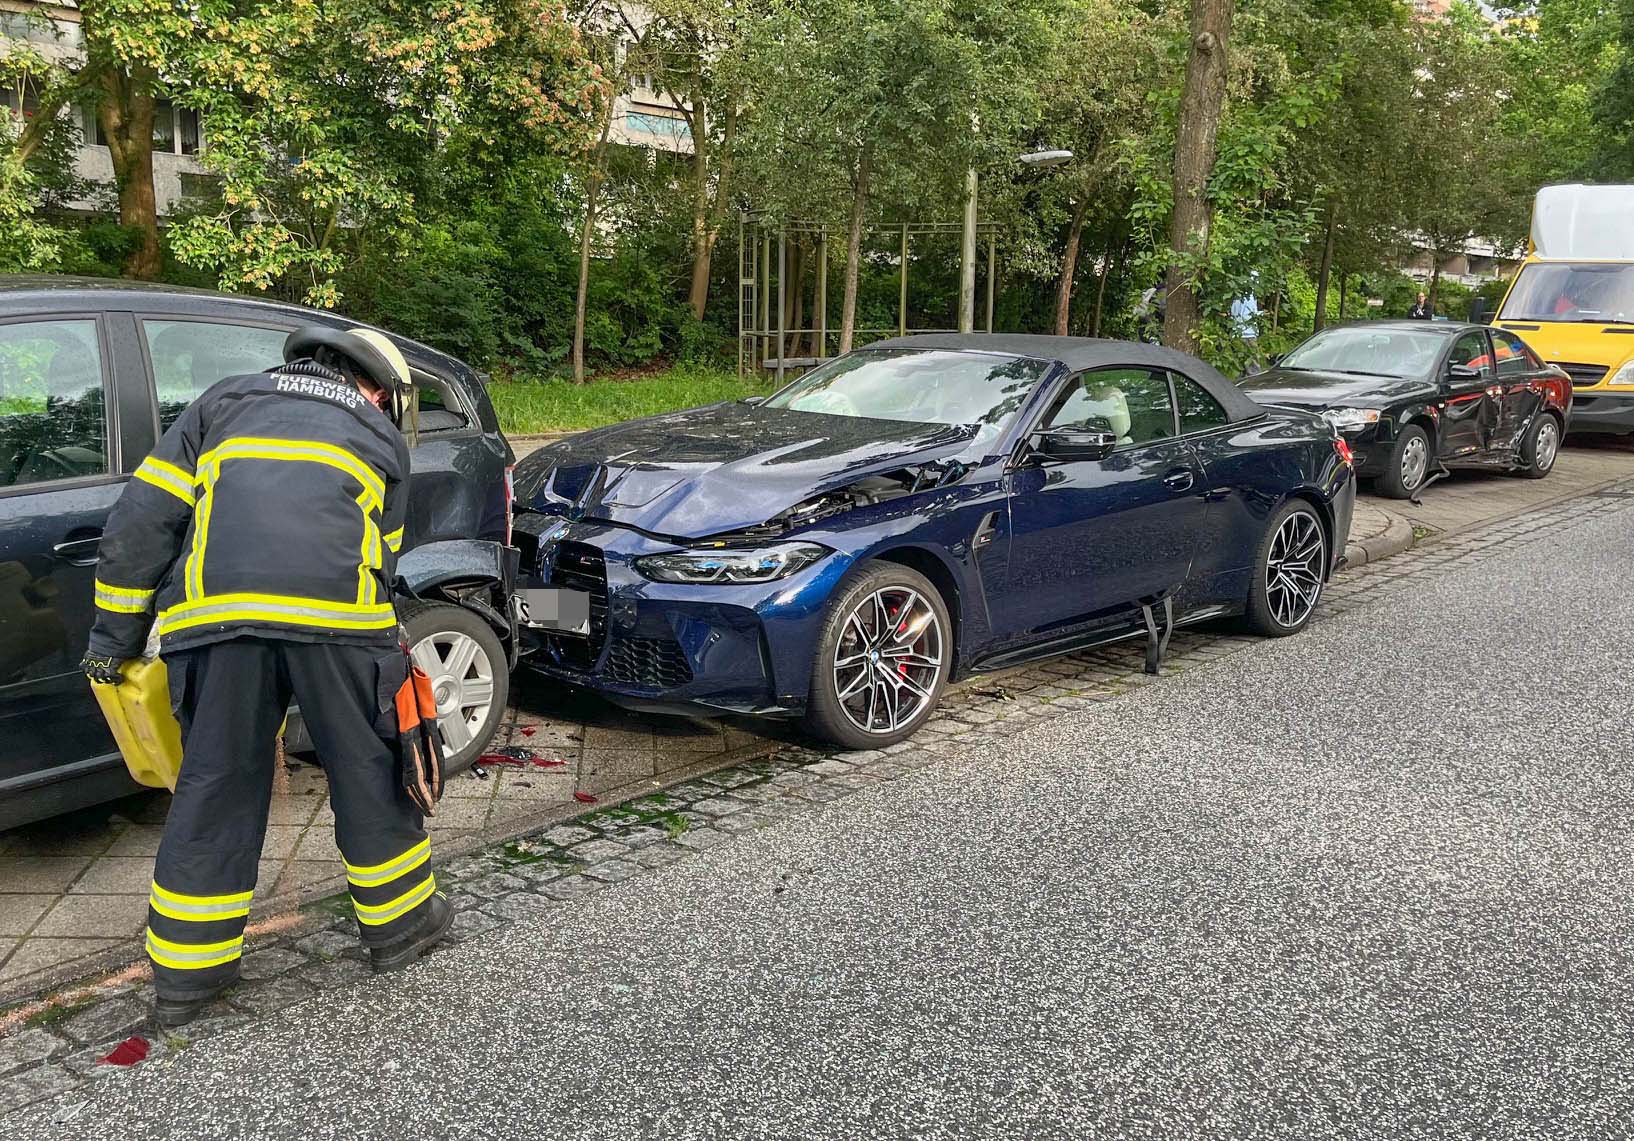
[1518,412,1561,479]
[1243,499,1328,637]
[399,599,508,776]
[804,561,951,750]
[1375,422,1431,499]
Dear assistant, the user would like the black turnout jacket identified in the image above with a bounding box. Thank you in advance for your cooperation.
[87,360,411,659]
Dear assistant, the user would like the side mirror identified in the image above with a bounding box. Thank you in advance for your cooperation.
[1447,364,1480,382]
[1030,427,1117,463]
[1268,352,1285,366]
[739,395,765,406]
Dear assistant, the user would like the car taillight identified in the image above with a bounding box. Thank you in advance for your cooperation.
[504,465,515,546]
[1334,437,1354,466]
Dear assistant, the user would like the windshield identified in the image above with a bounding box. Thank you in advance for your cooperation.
[1499,262,1634,323]
[763,349,1051,440]
[1278,326,1446,379]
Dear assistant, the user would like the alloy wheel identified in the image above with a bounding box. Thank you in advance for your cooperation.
[410,630,496,754]
[1535,418,1560,472]
[1400,434,1429,490]
[1264,510,1326,629]
[832,587,945,736]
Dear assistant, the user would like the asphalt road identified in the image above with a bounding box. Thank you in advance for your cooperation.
[13,500,1634,1139]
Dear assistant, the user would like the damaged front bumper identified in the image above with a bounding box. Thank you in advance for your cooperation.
[511,513,854,717]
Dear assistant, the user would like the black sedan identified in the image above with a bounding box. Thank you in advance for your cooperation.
[0,277,517,830]
[1238,321,1572,498]
[512,335,1356,748]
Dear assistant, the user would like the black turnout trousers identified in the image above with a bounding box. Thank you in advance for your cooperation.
[146,637,434,999]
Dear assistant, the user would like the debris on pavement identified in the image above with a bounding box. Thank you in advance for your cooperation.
[97,1036,150,1066]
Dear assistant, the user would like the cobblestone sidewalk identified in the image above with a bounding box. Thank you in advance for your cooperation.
[4,475,1629,1121]
[0,676,777,1003]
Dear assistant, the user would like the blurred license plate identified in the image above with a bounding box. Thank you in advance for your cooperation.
[517,588,590,635]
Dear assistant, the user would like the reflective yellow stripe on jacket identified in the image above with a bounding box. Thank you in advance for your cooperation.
[132,456,196,506]
[158,593,396,637]
[94,579,155,615]
[167,435,391,628]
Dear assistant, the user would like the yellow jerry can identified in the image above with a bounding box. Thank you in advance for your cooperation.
[90,657,183,792]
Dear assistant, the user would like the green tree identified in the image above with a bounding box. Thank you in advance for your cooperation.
[169,0,596,310]
[1398,3,1513,310]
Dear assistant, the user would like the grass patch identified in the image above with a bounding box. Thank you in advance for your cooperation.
[25,994,96,1029]
[486,363,775,436]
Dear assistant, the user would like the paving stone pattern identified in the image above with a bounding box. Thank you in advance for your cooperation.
[4,476,1630,1121]
[0,674,767,1000]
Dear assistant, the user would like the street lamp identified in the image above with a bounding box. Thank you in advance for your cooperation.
[1019,149,1075,169]
[959,148,1076,333]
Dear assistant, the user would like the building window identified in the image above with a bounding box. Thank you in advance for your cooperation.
[90,99,202,155]
[2,78,41,123]
[622,111,690,144]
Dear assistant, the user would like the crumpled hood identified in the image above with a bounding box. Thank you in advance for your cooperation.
[512,402,981,539]
[1237,368,1434,410]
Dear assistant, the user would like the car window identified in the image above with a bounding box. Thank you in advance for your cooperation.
[1172,372,1228,434]
[1449,331,1493,378]
[1489,330,1534,378]
[0,319,109,489]
[1279,326,1445,379]
[764,349,1052,443]
[142,319,289,430]
[1043,367,1174,446]
[410,369,471,433]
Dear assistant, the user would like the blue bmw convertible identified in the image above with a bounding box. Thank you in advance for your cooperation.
[511,335,1355,747]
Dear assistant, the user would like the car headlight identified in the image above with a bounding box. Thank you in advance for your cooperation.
[1320,407,1382,433]
[633,542,830,584]
[1608,360,1634,386]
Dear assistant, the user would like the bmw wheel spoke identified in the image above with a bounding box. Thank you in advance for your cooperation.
[1264,511,1325,628]
[834,585,945,737]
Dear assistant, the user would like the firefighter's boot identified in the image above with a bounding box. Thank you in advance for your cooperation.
[370,890,454,974]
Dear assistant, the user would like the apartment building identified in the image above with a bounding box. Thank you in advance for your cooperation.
[1,1,209,215]
[3,0,690,220]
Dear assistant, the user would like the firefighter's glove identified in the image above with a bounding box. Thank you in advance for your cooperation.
[80,652,125,685]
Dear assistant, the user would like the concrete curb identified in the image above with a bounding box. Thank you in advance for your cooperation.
[1343,507,1415,570]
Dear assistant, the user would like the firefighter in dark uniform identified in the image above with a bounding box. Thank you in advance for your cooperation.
[80,326,453,1027]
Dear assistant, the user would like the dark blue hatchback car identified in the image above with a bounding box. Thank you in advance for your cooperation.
[511,335,1355,747]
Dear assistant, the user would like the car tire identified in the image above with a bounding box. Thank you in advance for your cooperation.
[399,599,508,776]
[802,562,951,750]
[1242,499,1327,638]
[1518,412,1561,480]
[1375,423,1431,499]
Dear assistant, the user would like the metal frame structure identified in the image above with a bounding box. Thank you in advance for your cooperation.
[738,212,1001,382]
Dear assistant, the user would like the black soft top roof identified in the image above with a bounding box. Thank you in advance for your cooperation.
[865,333,1265,422]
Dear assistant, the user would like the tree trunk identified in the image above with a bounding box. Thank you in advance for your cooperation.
[838,146,871,354]
[1429,259,1442,313]
[1312,205,1335,332]
[1053,199,1088,336]
[1161,0,1235,354]
[1091,238,1127,338]
[685,97,736,321]
[573,85,621,385]
[784,237,805,358]
[1338,271,1348,322]
[684,95,713,321]
[97,67,161,281]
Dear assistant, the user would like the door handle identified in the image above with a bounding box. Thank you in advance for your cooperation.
[52,532,102,566]
[1162,469,1195,492]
